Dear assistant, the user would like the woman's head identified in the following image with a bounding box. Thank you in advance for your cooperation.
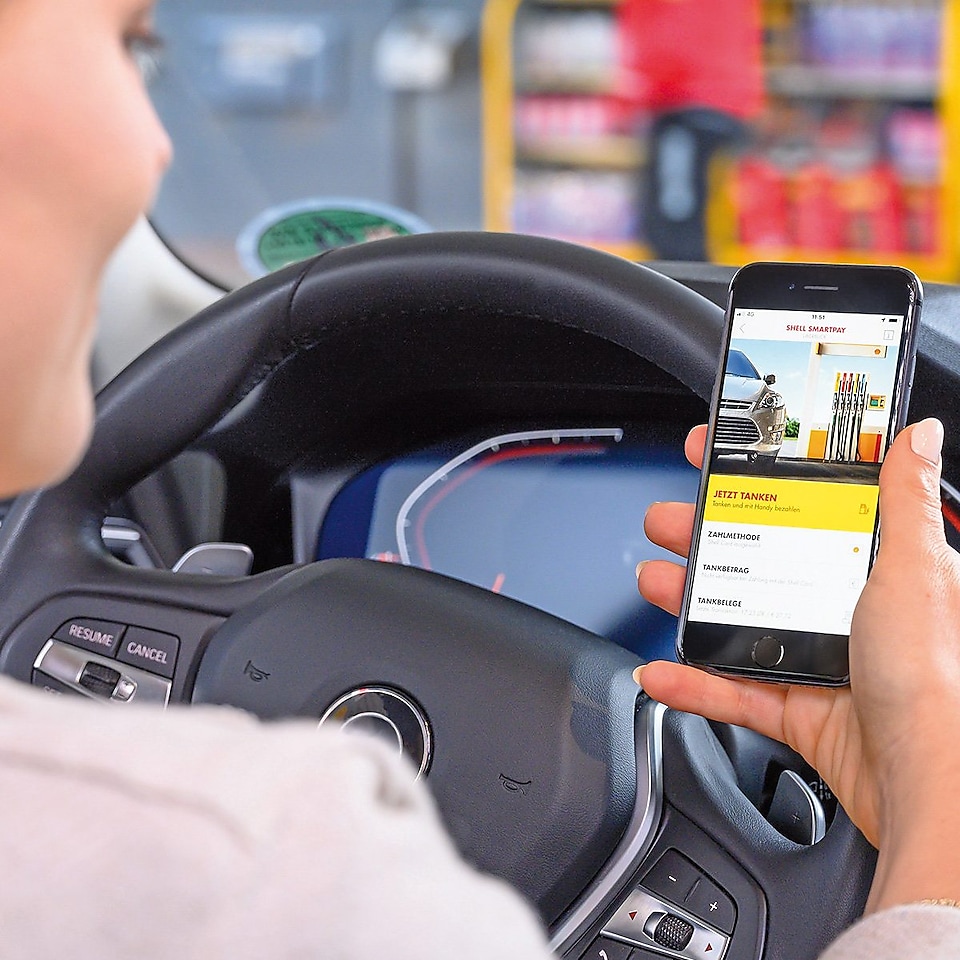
[0,0,171,497]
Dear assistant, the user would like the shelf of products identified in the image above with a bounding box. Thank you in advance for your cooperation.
[482,0,649,259]
[483,0,960,278]
[708,0,959,280]
[765,65,938,102]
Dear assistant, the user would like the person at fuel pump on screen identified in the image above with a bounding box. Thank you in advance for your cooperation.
[0,0,958,956]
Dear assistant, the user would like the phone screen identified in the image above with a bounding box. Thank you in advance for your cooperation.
[679,266,919,682]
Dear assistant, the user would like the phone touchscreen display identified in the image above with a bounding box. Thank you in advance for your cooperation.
[687,308,906,638]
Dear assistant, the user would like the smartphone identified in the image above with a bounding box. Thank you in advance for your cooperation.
[677,262,922,685]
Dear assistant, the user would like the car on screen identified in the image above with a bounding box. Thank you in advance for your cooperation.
[716,348,787,462]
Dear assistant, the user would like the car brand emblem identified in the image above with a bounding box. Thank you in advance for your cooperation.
[319,686,432,779]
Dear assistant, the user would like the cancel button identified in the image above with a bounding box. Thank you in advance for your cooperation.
[117,627,180,680]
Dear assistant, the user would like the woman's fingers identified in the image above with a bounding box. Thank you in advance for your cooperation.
[634,660,793,745]
[636,559,687,615]
[875,419,946,562]
[635,661,852,784]
[644,501,696,558]
[685,424,708,470]
[638,428,700,611]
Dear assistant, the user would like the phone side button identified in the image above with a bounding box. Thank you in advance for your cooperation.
[751,636,784,668]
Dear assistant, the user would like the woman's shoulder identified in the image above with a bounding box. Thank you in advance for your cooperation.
[0,676,553,959]
[820,904,960,960]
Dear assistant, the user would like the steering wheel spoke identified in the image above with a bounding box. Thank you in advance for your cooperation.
[0,536,290,705]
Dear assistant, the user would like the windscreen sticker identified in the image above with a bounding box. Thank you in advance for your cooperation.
[237,198,431,277]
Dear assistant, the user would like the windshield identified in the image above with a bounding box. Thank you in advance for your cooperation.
[146,0,953,289]
[726,348,761,380]
[149,1,483,288]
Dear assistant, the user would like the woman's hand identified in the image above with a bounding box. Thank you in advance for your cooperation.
[636,419,960,910]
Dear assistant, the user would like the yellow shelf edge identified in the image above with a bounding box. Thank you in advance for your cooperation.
[481,0,524,232]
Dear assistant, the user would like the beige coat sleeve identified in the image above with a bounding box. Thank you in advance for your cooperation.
[819,904,960,960]
[0,677,553,960]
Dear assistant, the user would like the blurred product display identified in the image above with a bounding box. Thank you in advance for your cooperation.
[484,0,649,259]
[712,0,953,277]
[512,167,639,242]
[483,0,959,279]
[725,105,941,256]
[147,1,960,286]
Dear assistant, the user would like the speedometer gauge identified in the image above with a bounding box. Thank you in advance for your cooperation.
[316,427,699,660]
[395,428,623,581]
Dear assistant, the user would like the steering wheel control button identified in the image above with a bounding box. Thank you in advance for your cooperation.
[646,913,694,951]
[112,677,139,703]
[581,936,634,960]
[642,850,700,904]
[602,889,652,943]
[319,686,432,779]
[603,888,730,960]
[31,671,83,698]
[33,641,172,707]
[79,662,122,698]
[683,879,736,935]
[751,636,784,668]
[78,663,139,704]
[116,626,180,680]
[53,618,125,657]
[683,924,727,960]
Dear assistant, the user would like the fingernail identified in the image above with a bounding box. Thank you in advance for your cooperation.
[635,561,648,579]
[632,664,645,687]
[910,418,944,465]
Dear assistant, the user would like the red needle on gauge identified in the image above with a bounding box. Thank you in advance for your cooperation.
[491,573,506,594]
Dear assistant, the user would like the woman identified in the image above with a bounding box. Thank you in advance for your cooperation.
[0,0,171,497]
[0,3,552,957]
[0,1,956,957]
[638,418,960,954]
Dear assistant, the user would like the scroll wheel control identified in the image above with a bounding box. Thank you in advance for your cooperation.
[79,662,122,698]
[646,912,694,952]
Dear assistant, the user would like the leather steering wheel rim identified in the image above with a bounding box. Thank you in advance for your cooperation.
[0,232,875,957]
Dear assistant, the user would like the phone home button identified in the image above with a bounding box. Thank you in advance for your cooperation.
[752,636,785,669]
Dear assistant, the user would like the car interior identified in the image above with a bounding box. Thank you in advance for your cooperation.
[4,2,960,959]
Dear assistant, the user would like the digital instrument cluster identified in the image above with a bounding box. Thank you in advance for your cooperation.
[316,428,699,660]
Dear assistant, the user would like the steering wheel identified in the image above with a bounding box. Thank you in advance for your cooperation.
[0,233,873,959]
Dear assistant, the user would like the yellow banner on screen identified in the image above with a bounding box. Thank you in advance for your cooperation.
[704,474,879,532]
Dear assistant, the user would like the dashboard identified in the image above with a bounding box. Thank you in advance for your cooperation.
[106,258,960,683]
[314,427,698,662]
